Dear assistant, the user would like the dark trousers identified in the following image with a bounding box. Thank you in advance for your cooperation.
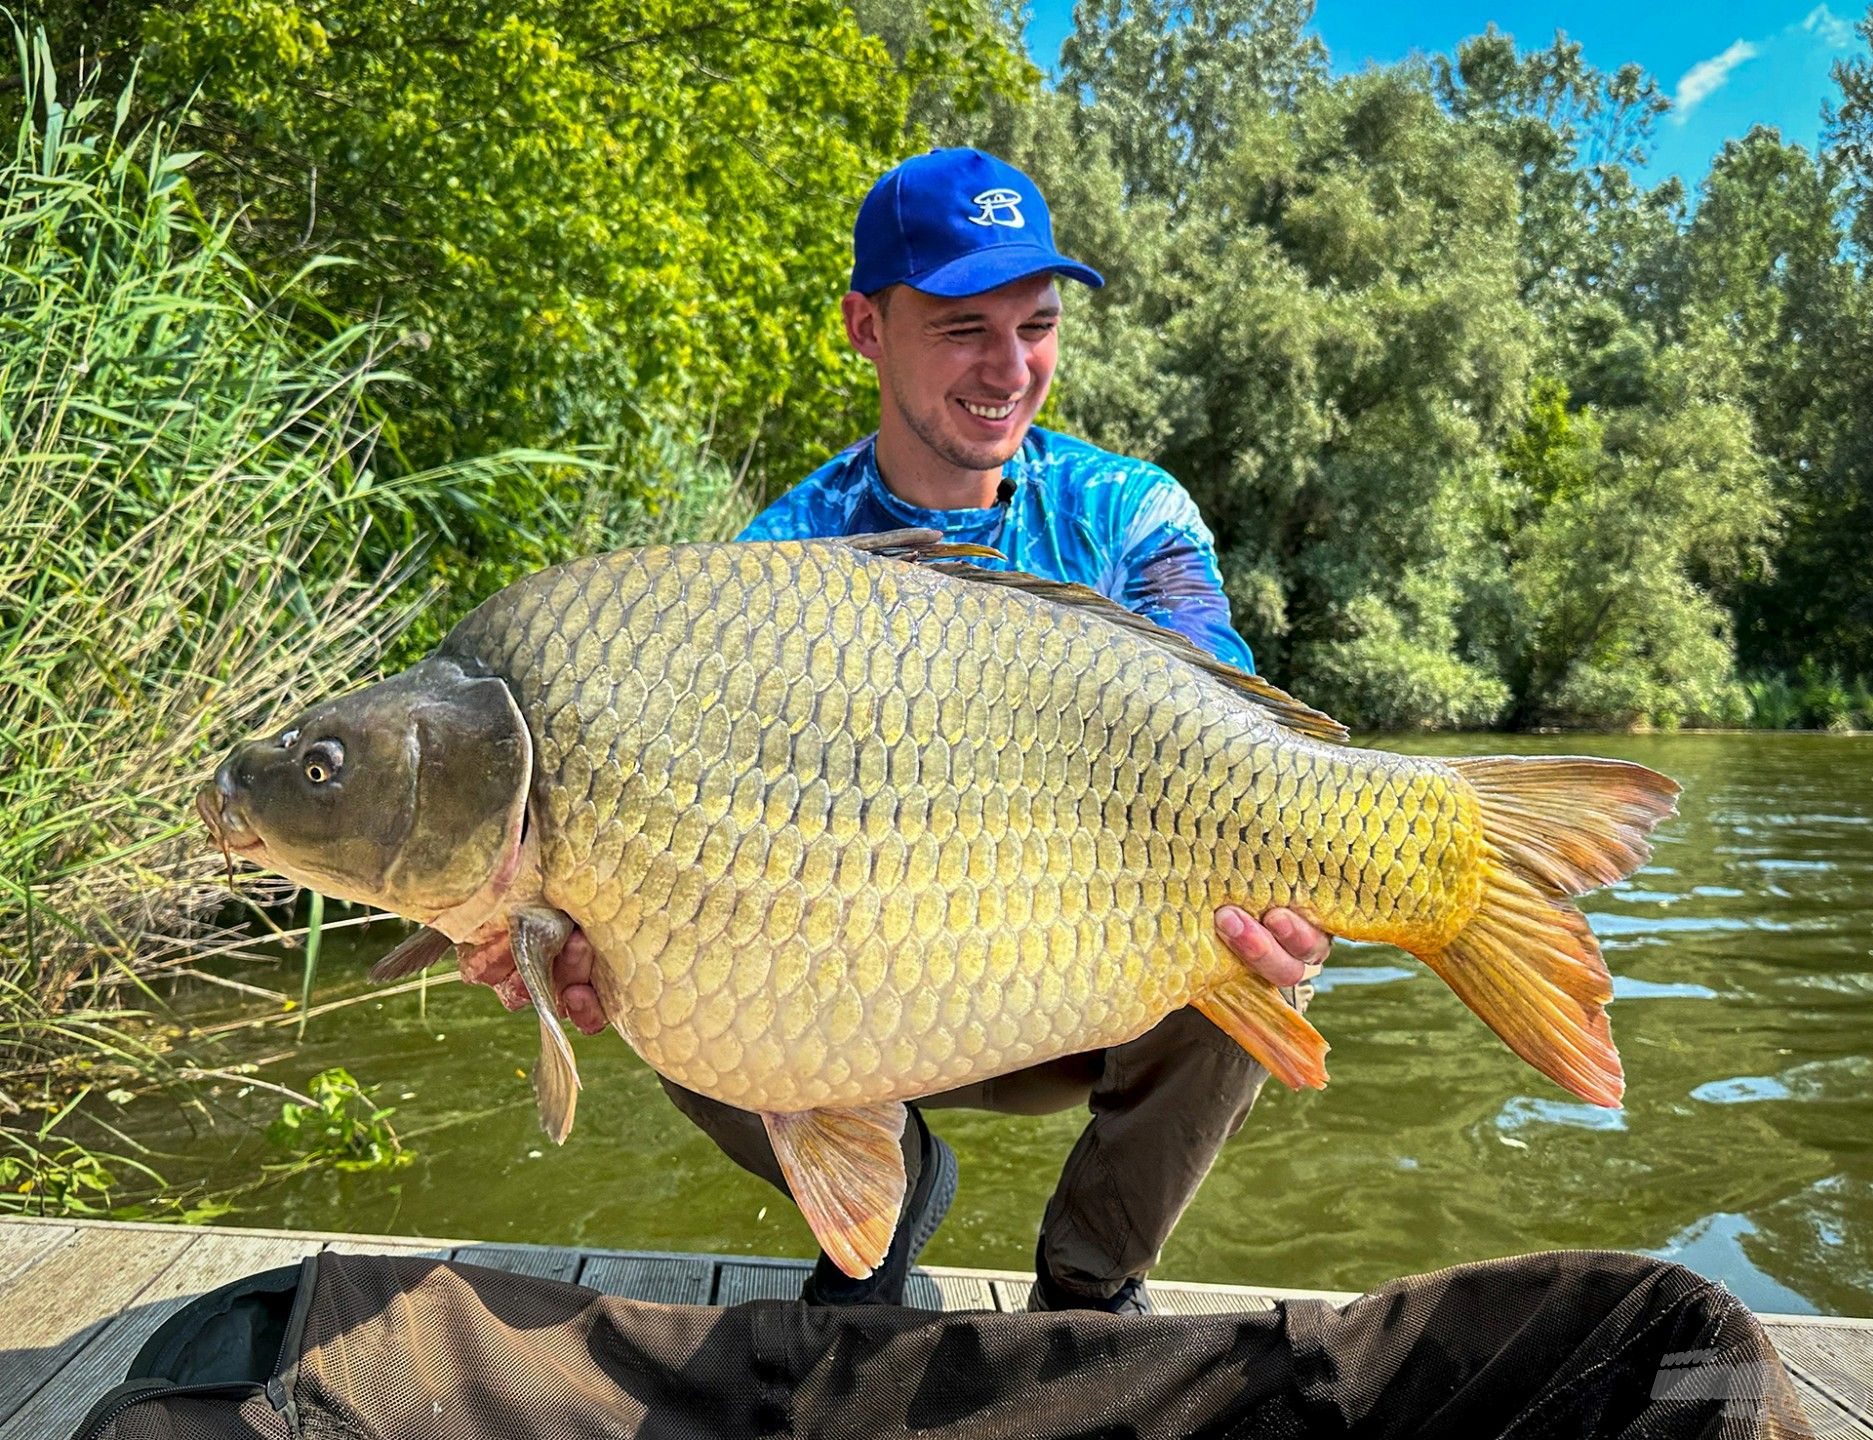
[660,978,1313,1299]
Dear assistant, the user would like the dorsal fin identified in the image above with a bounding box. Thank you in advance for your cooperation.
[931,563,1349,744]
[842,527,1004,564]
[836,530,1348,744]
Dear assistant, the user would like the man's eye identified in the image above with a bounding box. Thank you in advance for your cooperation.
[303,740,345,785]
[1022,323,1058,337]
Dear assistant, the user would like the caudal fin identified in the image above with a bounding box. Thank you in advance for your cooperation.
[1426,756,1681,1108]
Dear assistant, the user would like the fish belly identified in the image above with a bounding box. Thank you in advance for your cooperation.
[441,541,1488,1112]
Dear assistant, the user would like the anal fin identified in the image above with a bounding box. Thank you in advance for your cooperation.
[762,1102,908,1279]
[1193,975,1330,1091]
[511,906,581,1144]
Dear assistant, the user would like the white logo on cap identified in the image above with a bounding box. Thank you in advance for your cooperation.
[967,188,1025,228]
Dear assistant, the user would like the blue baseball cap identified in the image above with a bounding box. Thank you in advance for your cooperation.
[850,148,1104,298]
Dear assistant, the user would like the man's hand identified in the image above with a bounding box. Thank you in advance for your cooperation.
[452,928,608,1033]
[552,929,608,1035]
[1214,906,1331,988]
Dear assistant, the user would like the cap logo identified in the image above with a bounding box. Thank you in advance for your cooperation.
[966,187,1025,229]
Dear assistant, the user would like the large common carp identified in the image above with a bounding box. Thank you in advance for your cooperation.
[199,531,1678,1276]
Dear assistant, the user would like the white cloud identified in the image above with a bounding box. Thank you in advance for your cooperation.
[1671,40,1761,123]
[1801,4,1856,49]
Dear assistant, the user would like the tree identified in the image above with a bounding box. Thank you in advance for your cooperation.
[1026,66,1530,726]
[1059,0,1326,204]
[1673,128,1863,675]
[1477,372,1769,728]
[1433,26,1680,338]
[23,0,1027,489]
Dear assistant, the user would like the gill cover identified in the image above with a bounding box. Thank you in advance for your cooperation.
[379,658,534,915]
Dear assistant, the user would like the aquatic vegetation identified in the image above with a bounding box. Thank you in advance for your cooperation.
[264,1067,412,1176]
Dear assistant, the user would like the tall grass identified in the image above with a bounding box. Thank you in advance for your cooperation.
[1744,663,1873,732]
[0,32,528,1207]
[0,31,756,1214]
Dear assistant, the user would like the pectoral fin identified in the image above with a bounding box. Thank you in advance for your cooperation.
[369,925,454,983]
[510,906,581,1144]
[762,1102,908,1279]
[1193,975,1330,1091]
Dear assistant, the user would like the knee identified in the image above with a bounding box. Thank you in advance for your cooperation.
[659,1073,734,1130]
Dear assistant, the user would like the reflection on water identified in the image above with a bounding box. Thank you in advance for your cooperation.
[116,734,1873,1315]
[1644,1212,1815,1314]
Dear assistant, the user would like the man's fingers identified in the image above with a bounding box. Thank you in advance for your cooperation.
[554,930,595,988]
[1263,907,1334,970]
[560,983,608,1035]
[1214,906,1306,987]
[552,929,611,1030]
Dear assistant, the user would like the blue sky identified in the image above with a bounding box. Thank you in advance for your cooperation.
[1022,1,1867,190]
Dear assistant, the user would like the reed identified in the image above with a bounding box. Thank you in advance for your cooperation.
[0,30,502,1206]
[0,28,754,1213]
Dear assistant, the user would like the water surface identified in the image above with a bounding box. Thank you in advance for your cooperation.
[125,733,1873,1314]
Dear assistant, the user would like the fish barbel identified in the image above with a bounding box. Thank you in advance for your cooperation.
[200,530,1679,1276]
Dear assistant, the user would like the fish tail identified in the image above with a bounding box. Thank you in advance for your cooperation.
[1423,757,1681,1108]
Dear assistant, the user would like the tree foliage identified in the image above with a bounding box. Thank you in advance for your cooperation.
[13,0,1873,728]
[962,0,1800,729]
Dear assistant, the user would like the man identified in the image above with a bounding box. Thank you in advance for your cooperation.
[552,148,1330,1314]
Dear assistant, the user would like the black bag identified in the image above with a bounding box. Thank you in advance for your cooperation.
[71,1248,1812,1439]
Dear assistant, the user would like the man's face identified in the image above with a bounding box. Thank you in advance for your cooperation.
[845,273,1061,477]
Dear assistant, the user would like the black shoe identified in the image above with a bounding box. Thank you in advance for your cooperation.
[799,1107,957,1307]
[1026,1238,1154,1315]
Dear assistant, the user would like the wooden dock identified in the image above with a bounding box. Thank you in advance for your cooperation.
[3,1216,1869,1437]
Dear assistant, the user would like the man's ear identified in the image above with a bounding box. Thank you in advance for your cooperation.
[842,289,886,361]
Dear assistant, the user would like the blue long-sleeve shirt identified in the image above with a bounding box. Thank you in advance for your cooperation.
[738,427,1255,672]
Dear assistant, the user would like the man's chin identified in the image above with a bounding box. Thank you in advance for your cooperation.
[935,429,1027,477]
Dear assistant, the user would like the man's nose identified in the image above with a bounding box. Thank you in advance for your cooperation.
[979,328,1029,394]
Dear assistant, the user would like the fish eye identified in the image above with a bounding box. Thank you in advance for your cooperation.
[279,728,300,749]
[303,739,344,785]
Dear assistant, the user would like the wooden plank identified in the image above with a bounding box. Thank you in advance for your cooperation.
[929,1271,997,1312]
[451,1244,581,1283]
[991,1276,1033,1314]
[991,1277,1347,1317]
[1790,1374,1873,1440]
[714,1259,809,1306]
[0,1225,195,1423]
[1766,1323,1873,1432]
[578,1252,713,1305]
[0,1230,320,1440]
[1153,1284,1280,1317]
[319,1236,453,1261]
[714,1259,944,1311]
[0,1223,75,1306]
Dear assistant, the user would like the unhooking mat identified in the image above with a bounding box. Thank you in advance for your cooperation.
[70,1248,1812,1439]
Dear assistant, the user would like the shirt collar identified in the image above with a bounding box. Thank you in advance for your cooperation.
[857,431,1042,534]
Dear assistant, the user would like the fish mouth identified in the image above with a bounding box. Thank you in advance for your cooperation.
[194,781,266,862]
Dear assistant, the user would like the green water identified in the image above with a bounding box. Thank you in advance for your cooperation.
[125,733,1873,1315]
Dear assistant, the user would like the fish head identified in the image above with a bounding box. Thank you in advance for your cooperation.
[196,656,532,920]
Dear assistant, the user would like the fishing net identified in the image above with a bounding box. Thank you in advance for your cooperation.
[76,1247,1812,1439]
